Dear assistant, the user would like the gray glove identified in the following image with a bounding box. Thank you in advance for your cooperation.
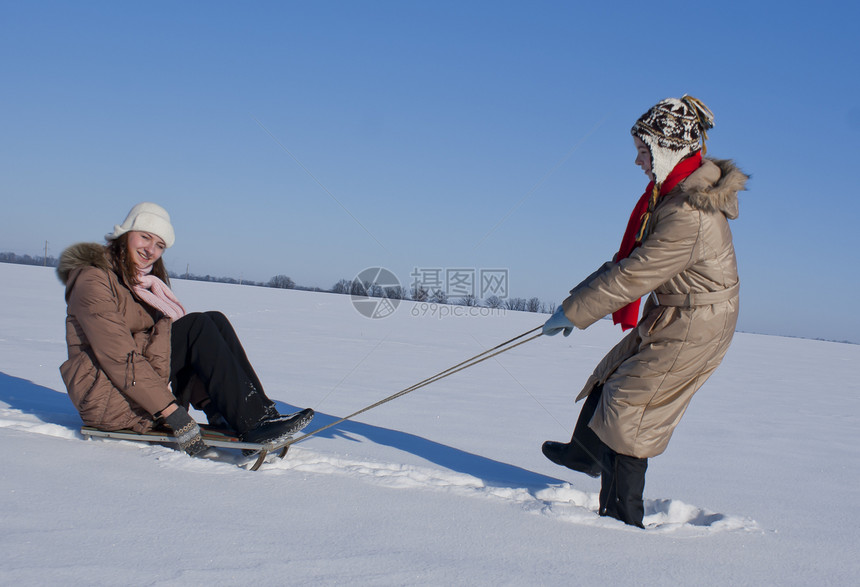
[543,305,575,337]
[163,407,207,456]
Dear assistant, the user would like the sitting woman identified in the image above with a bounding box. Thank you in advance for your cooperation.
[58,202,313,456]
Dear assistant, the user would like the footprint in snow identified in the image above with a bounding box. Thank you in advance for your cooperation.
[272,449,761,534]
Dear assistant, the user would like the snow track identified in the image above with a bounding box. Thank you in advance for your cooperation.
[263,446,760,534]
[0,407,757,534]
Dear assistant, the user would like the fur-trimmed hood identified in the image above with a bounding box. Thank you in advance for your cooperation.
[57,242,110,289]
[57,243,111,301]
[682,158,748,220]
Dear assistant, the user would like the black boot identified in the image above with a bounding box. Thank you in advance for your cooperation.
[541,384,606,477]
[240,408,315,445]
[599,449,647,528]
[541,441,602,477]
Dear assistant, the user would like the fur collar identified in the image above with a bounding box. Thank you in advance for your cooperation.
[56,242,110,286]
[682,158,748,220]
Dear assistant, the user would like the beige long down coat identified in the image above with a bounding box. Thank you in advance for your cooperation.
[562,158,748,458]
[58,243,175,432]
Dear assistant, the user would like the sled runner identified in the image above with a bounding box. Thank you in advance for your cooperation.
[80,425,291,471]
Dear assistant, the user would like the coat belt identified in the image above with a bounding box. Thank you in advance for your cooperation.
[655,282,739,307]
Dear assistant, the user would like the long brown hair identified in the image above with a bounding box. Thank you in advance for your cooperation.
[105,233,170,287]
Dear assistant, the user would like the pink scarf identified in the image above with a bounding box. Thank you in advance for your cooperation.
[134,270,186,321]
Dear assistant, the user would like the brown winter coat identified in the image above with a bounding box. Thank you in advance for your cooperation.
[562,158,748,458]
[57,243,175,432]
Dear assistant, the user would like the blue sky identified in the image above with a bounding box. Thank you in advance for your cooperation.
[2,1,858,343]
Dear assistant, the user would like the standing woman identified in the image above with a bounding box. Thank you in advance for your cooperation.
[58,202,313,456]
[541,96,748,527]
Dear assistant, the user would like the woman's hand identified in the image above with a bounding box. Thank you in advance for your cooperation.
[543,306,575,337]
[162,405,207,456]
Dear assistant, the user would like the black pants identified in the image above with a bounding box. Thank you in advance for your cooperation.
[170,311,276,434]
[570,384,648,528]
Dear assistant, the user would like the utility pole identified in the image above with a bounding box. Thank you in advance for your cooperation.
[44,241,48,266]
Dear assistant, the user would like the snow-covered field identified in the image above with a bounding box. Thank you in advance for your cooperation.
[1,262,858,585]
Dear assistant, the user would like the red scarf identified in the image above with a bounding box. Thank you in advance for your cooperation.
[611,152,702,330]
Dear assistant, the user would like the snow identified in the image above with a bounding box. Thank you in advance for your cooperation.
[1,262,858,585]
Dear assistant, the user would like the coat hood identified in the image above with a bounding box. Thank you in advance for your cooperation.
[56,242,110,286]
[682,158,748,220]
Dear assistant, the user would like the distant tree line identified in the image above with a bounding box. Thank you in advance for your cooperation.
[1,252,553,313]
[331,276,553,313]
[165,271,325,293]
[0,252,58,268]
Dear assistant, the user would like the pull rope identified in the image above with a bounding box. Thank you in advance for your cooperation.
[283,326,544,449]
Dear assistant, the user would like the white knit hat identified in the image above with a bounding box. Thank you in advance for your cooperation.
[106,202,175,248]
[631,95,715,186]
